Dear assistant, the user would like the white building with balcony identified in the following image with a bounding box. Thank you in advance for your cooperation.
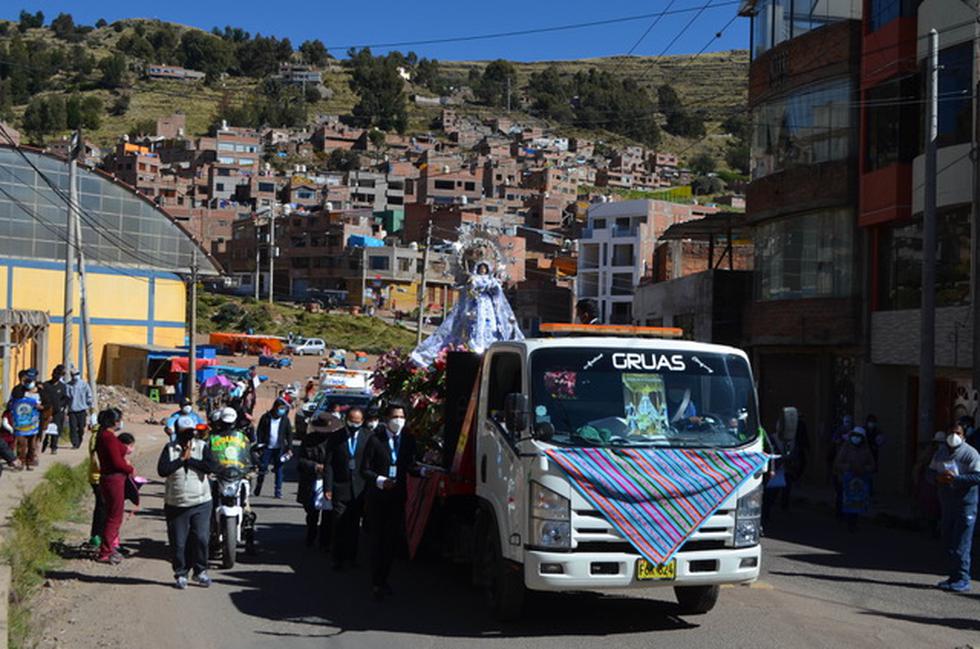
[577,199,708,323]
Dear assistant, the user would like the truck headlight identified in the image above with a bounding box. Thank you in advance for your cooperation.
[530,482,570,550]
[734,486,762,548]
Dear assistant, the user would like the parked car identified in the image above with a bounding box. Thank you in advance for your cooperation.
[286,337,326,356]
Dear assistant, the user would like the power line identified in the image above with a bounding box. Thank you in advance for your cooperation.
[623,0,678,57]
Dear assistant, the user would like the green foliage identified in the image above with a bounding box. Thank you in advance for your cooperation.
[689,151,716,175]
[66,94,102,129]
[659,83,705,138]
[721,112,749,140]
[473,59,516,108]
[326,148,360,171]
[2,462,90,649]
[98,52,128,89]
[691,174,726,196]
[178,30,234,76]
[346,48,408,133]
[109,93,130,116]
[725,140,750,175]
[368,128,386,149]
[414,57,448,95]
[128,118,156,138]
[299,39,328,67]
[95,18,108,29]
[527,67,660,147]
[215,78,308,129]
[22,94,66,141]
[18,10,44,32]
[49,13,80,42]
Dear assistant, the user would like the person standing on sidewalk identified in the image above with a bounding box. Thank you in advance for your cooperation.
[255,398,293,498]
[87,411,108,548]
[931,422,980,593]
[158,415,218,589]
[41,364,68,455]
[8,369,42,470]
[95,408,134,564]
[66,368,94,449]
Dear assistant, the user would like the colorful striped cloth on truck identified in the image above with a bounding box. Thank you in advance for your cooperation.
[544,447,768,565]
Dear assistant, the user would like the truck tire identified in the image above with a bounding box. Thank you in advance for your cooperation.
[673,584,719,615]
[484,522,525,621]
[222,516,237,569]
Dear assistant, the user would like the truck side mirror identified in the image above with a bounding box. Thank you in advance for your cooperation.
[504,393,530,436]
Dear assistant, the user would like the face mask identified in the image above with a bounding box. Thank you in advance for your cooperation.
[26,381,36,390]
[367,420,379,430]
[346,422,360,432]
[181,405,192,414]
[849,435,863,446]
[388,418,406,435]
[947,434,964,449]
[276,408,287,418]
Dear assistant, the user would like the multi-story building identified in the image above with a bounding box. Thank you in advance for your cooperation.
[346,170,407,211]
[146,65,206,81]
[739,0,863,486]
[416,163,483,205]
[577,199,707,324]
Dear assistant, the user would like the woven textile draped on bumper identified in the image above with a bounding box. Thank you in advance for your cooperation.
[545,447,768,565]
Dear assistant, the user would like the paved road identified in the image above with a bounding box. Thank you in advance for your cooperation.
[35,449,979,649]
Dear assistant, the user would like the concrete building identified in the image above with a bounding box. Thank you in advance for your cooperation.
[577,199,706,324]
[346,170,407,211]
[146,65,206,81]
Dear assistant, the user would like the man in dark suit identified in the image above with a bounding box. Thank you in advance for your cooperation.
[324,406,372,569]
[255,398,293,498]
[361,404,417,599]
[297,413,341,550]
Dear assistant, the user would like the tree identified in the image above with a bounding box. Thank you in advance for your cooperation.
[721,112,750,141]
[95,18,108,29]
[690,152,716,175]
[110,94,131,116]
[326,148,360,172]
[475,59,516,108]
[368,129,386,149]
[98,53,128,88]
[414,58,447,95]
[526,66,573,123]
[725,140,750,175]
[665,107,705,138]
[18,10,44,32]
[691,175,726,196]
[66,94,102,129]
[117,33,155,60]
[179,30,234,76]
[346,49,408,133]
[22,95,66,142]
[299,39,328,67]
[50,13,78,41]
[657,84,682,117]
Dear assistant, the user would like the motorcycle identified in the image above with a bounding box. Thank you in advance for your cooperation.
[211,465,257,568]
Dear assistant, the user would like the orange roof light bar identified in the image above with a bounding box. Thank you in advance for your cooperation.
[539,323,685,338]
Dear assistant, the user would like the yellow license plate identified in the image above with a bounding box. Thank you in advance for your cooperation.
[636,558,676,581]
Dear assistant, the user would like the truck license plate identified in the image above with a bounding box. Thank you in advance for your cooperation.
[636,558,676,581]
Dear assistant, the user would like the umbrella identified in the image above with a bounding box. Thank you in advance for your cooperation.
[202,375,234,390]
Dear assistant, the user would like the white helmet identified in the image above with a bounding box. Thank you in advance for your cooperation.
[220,407,238,424]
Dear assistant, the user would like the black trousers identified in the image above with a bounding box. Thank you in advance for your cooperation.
[367,493,406,587]
[165,502,211,578]
[332,494,364,563]
[69,410,87,449]
[304,503,332,548]
[42,410,65,451]
[90,483,107,539]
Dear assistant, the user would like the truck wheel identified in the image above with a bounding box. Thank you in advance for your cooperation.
[673,585,719,615]
[484,523,525,621]
[222,516,238,569]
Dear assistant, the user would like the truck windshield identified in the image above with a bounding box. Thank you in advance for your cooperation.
[529,347,759,449]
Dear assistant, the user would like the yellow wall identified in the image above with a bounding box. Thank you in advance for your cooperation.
[4,262,187,383]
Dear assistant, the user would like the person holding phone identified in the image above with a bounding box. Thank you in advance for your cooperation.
[361,403,418,600]
[931,422,980,593]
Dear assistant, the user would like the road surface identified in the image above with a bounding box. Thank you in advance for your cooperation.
[31,439,978,649]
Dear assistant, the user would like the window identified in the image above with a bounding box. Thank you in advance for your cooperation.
[486,352,522,420]
[611,272,633,296]
[751,78,854,180]
[464,182,476,191]
[397,257,412,272]
[865,76,920,171]
[750,0,857,60]
[611,244,633,267]
[610,302,632,324]
[258,182,275,193]
[755,208,854,300]
[934,42,972,149]
[877,207,971,310]
[593,218,606,229]
[215,183,225,192]
[369,256,390,271]
[869,0,916,31]
[434,180,454,190]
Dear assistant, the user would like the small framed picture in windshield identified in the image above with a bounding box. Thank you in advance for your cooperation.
[543,370,577,400]
[622,373,669,437]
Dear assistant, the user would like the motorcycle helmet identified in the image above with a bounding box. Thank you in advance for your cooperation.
[220,407,238,425]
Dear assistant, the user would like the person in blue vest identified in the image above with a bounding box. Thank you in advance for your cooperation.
[8,369,41,469]
[931,422,980,593]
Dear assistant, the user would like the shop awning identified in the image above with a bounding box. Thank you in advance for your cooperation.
[170,357,217,373]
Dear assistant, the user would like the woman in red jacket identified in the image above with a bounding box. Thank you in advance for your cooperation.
[95,408,134,564]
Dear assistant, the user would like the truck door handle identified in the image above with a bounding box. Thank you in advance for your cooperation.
[480,455,487,483]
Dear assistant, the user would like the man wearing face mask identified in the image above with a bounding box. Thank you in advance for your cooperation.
[8,369,42,469]
[40,365,69,455]
[255,398,293,498]
[930,423,980,592]
[66,368,94,449]
[165,398,203,442]
[364,407,381,433]
[325,406,372,570]
[297,413,339,550]
[361,403,418,599]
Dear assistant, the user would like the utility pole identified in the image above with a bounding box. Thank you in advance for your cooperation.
[361,246,368,309]
[268,207,276,304]
[62,130,80,369]
[920,29,939,443]
[69,132,97,404]
[416,220,433,346]
[187,250,199,400]
[253,215,261,301]
[972,4,980,404]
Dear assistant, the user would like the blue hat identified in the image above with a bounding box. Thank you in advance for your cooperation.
[25,368,38,379]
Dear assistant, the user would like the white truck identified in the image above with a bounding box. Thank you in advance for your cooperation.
[426,326,765,620]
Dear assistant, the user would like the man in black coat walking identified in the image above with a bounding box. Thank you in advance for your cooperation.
[255,398,293,498]
[296,413,340,549]
[324,406,372,569]
[360,404,418,599]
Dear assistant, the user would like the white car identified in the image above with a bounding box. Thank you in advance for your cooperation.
[287,337,326,356]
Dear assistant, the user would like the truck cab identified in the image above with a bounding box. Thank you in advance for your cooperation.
[467,333,764,619]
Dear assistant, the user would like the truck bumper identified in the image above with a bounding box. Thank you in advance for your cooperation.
[523,545,761,592]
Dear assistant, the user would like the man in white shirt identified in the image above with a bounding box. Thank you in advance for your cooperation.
[255,398,293,498]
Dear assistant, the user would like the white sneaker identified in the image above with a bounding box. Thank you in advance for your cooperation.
[195,571,212,588]
[174,576,188,590]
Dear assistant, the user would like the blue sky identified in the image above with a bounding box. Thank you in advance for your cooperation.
[4,1,749,61]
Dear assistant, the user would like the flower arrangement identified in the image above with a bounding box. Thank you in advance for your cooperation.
[372,344,466,451]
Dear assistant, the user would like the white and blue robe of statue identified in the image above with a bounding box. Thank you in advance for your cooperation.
[410,273,523,366]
